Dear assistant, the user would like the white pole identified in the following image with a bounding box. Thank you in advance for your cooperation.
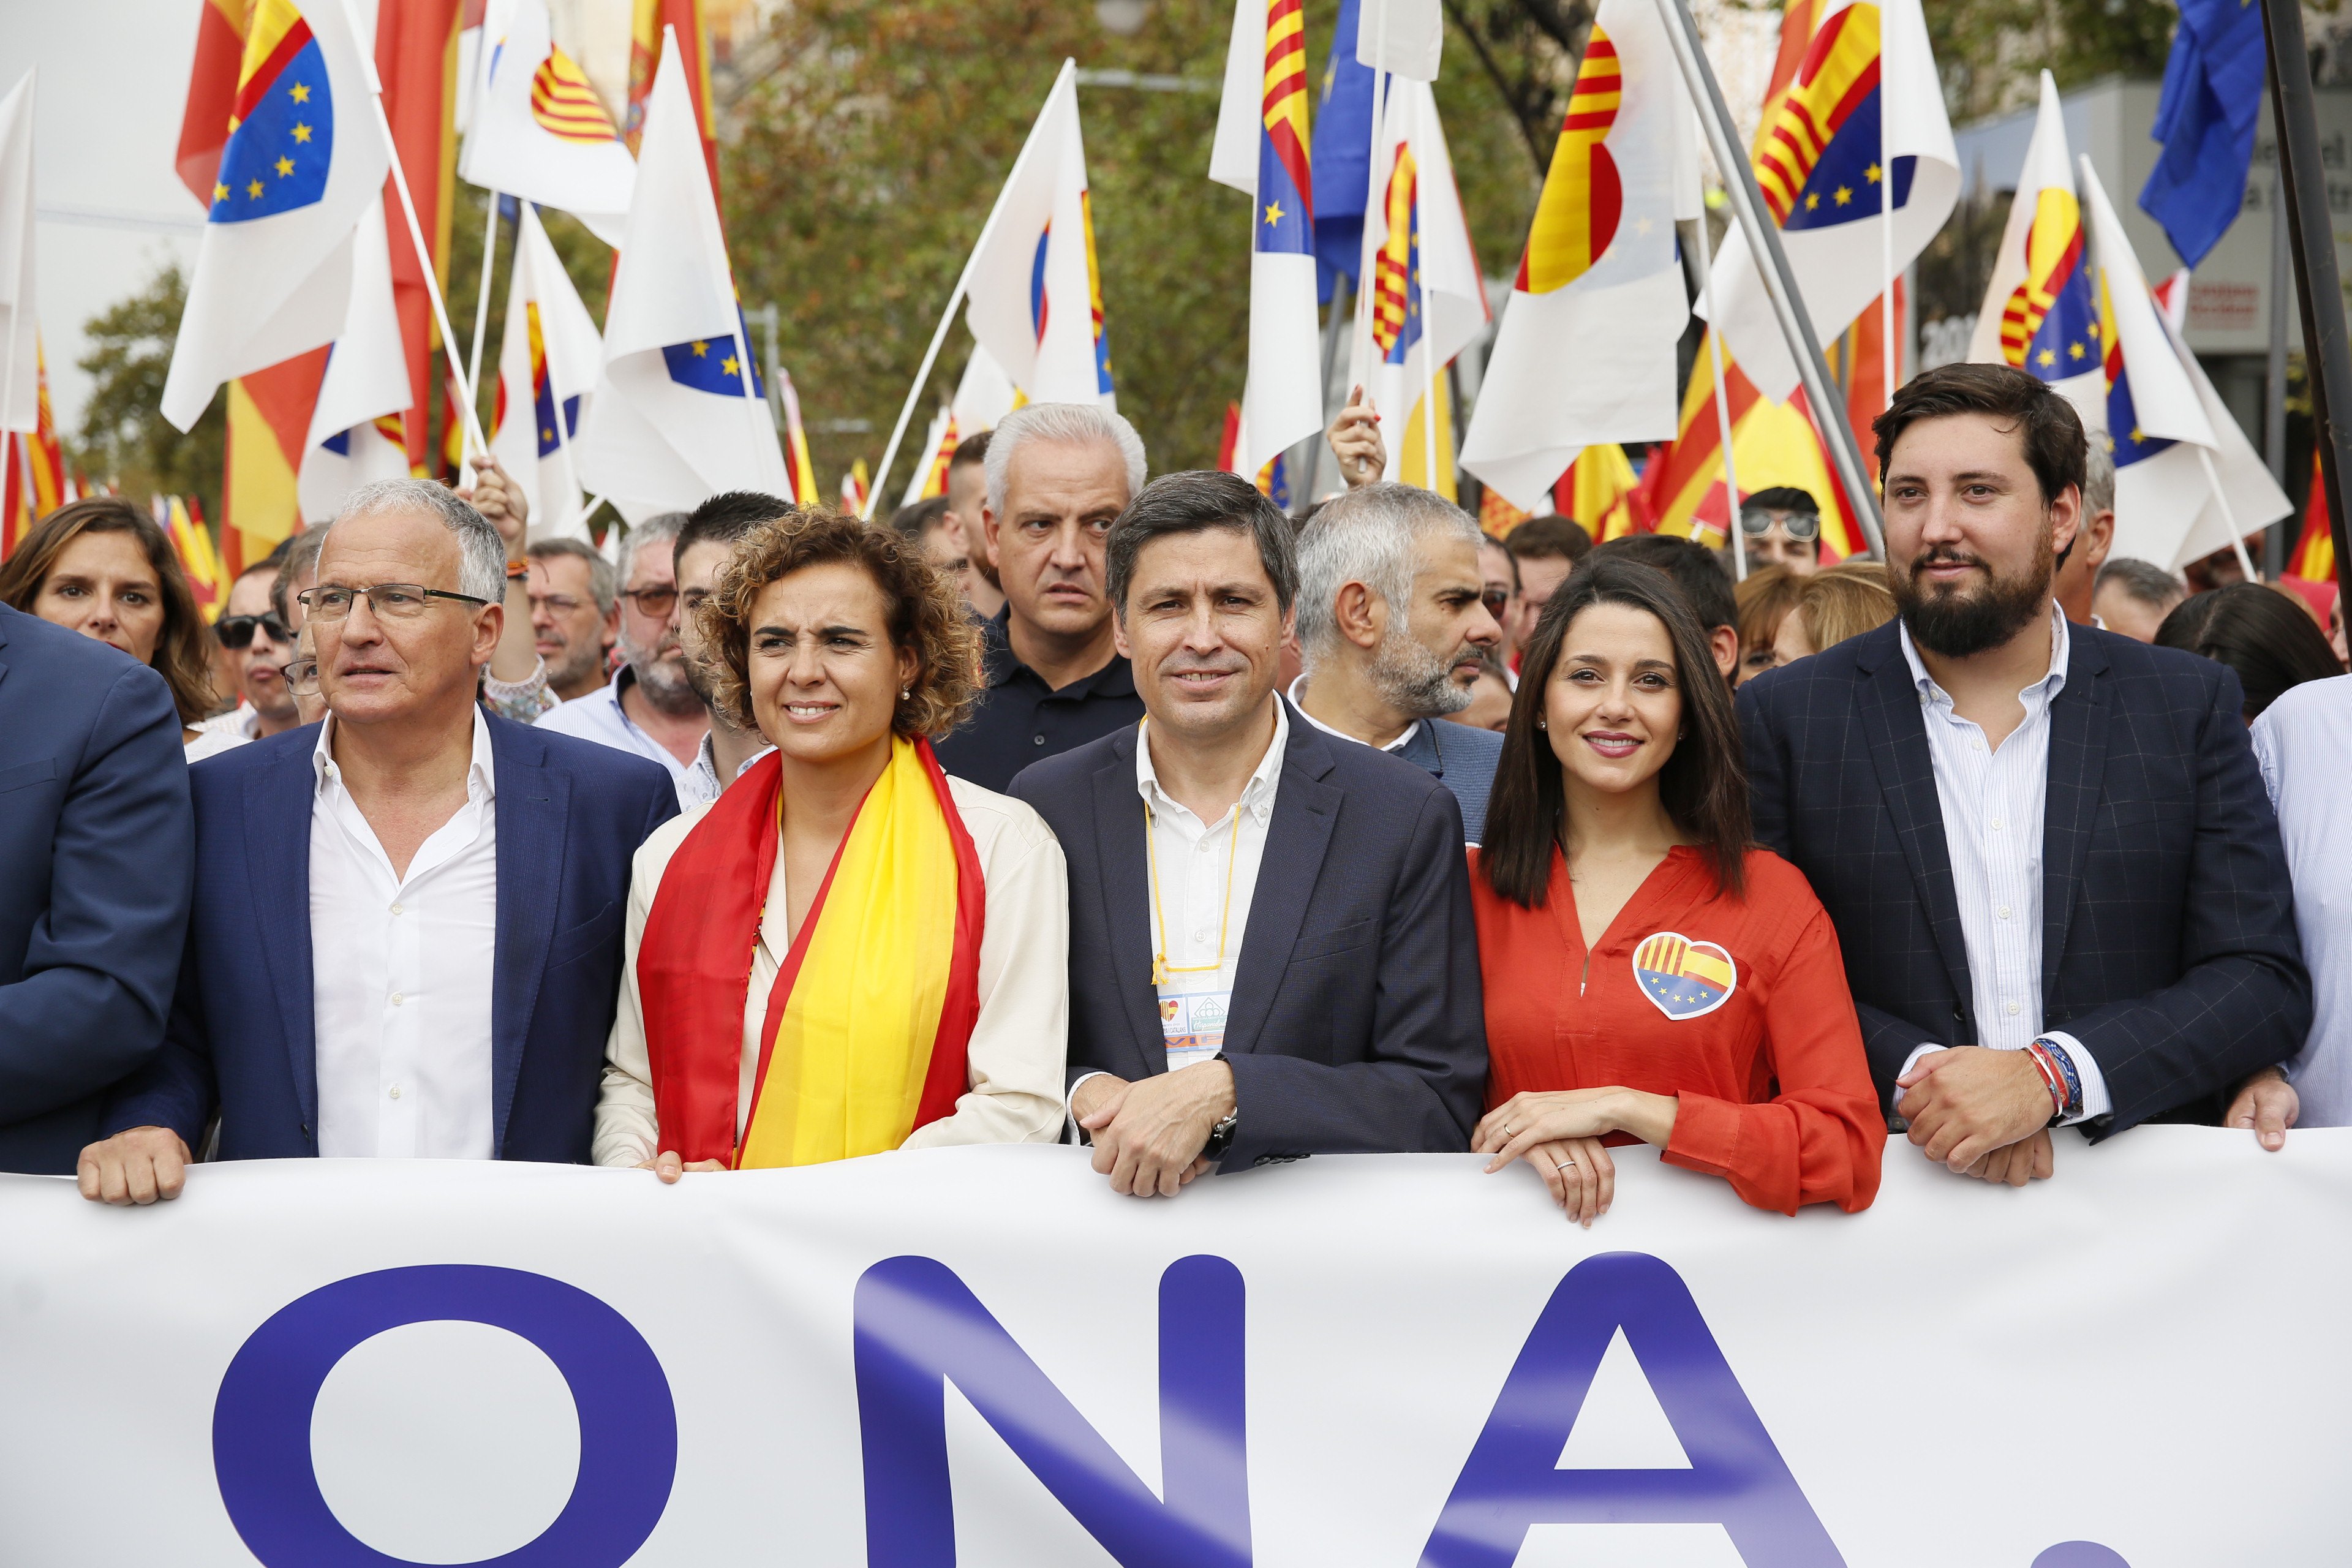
[342,2,489,462]
[871,59,1077,518]
[1878,65,1895,411]
[1414,90,1438,496]
[2194,445,2261,581]
[1691,203,1745,579]
[467,189,502,432]
[1349,9,1390,418]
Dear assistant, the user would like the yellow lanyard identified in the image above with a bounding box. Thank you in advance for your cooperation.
[1141,725,1246,989]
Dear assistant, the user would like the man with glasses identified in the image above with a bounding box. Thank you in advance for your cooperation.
[192,560,303,748]
[524,538,620,703]
[1477,533,1521,673]
[77,480,678,1203]
[535,511,712,800]
[1739,487,1823,575]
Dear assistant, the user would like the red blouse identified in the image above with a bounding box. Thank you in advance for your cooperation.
[1469,844,1882,1215]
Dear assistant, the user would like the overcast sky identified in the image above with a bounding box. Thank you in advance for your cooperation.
[4,0,206,440]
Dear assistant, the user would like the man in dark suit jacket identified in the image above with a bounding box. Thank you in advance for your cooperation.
[1740,364,2306,1186]
[0,603,194,1174]
[1011,472,1487,1196]
[79,481,676,1202]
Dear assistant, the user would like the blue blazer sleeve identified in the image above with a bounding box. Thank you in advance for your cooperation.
[2064,663,2310,1134]
[1221,785,1487,1162]
[98,921,217,1148]
[0,661,192,1123]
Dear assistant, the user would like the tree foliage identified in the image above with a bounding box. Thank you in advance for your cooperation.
[74,263,224,523]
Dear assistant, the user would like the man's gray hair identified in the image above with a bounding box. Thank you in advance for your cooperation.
[984,402,1147,517]
[272,522,333,622]
[527,537,619,614]
[333,479,507,604]
[1294,482,1483,663]
[2094,556,2187,612]
[2084,435,2116,518]
[617,511,687,585]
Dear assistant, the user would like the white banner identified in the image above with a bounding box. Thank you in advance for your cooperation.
[2,1131,2346,1566]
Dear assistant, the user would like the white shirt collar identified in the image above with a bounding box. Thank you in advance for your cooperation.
[1135,695,1288,826]
[1896,601,2071,709]
[314,703,497,804]
[1284,674,1420,752]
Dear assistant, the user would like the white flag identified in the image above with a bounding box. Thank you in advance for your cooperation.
[1702,0,1958,402]
[0,71,36,435]
[1967,72,2103,431]
[1459,0,1699,510]
[162,0,390,432]
[960,62,1113,409]
[491,203,603,540]
[949,342,1019,437]
[458,0,634,247]
[296,202,413,524]
[1354,0,1442,81]
[574,28,786,523]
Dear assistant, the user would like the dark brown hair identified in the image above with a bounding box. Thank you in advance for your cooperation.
[2155,581,2345,720]
[1481,556,1751,907]
[1503,513,1592,565]
[0,496,219,725]
[1871,361,2087,507]
[695,506,981,739]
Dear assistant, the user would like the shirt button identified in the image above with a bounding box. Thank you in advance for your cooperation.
[1990,817,2003,831]
[390,903,404,916]
[1033,734,1046,746]
[389,992,405,1007]
[1997,904,2013,919]
[388,1084,403,1101]
[2005,1001,2021,1017]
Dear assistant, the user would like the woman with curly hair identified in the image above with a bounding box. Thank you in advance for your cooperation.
[595,505,1072,1175]
[0,497,224,754]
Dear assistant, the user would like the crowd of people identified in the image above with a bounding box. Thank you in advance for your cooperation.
[3,361,2345,1226]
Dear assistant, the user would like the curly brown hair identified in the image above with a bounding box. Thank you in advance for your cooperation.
[0,496,221,725]
[695,505,982,740]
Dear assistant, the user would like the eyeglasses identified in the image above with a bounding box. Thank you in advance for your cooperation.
[215,612,293,649]
[282,658,321,695]
[528,592,591,615]
[619,584,679,617]
[1740,507,1821,542]
[299,584,490,622]
[1480,587,1513,618]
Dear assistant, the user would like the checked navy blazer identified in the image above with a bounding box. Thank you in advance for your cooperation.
[1737,619,2309,1136]
[1009,702,1488,1167]
[100,715,677,1162]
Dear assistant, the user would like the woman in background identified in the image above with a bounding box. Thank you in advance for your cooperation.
[1469,558,1882,1223]
[0,497,223,756]
[1732,565,1802,686]
[1771,567,1898,669]
[2155,581,2345,723]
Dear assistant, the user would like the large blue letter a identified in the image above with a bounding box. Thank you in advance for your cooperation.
[1421,1252,1842,1568]
[855,1254,1250,1568]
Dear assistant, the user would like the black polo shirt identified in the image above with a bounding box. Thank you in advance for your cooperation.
[935,608,1147,793]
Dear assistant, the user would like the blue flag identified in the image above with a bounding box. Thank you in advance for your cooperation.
[2138,0,2266,269]
[1308,0,1378,296]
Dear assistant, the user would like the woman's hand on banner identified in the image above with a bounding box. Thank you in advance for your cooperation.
[641,1151,729,1184]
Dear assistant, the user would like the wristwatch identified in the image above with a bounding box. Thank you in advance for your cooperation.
[1202,1109,1240,1161]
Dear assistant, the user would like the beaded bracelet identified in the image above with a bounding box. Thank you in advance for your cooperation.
[2038,1038,2083,1118]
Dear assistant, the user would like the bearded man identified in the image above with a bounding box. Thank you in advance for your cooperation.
[1290,483,1507,843]
[1737,362,2307,1186]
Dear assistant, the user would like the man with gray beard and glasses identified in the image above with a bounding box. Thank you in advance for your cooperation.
[1291,483,1506,843]
[537,511,711,801]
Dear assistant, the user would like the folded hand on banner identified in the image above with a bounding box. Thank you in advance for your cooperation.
[76,1124,192,1205]
[1896,1046,2059,1175]
[1072,1062,1232,1198]
[1474,1087,1681,1227]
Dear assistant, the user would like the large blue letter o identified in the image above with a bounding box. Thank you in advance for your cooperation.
[213,1264,677,1567]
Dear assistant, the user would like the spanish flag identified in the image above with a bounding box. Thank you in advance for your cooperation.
[625,0,718,197]
[164,495,228,616]
[2288,450,2337,584]
[1554,443,1645,542]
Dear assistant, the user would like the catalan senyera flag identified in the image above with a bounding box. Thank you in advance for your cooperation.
[625,0,717,199]
[2288,450,2337,584]
[1459,0,1697,510]
[1634,328,1865,559]
[1212,0,1324,479]
[1555,443,1645,542]
[461,0,634,246]
[1968,72,2101,431]
[163,495,228,615]
[1704,0,1958,402]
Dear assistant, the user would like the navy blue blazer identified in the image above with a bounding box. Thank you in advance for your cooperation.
[0,605,194,1174]
[99,715,677,1161]
[1009,703,1488,1166]
[1738,620,2309,1136]
[1395,717,1504,845]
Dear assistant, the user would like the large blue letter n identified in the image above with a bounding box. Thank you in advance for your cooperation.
[855,1254,1250,1568]
[1421,1252,1843,1568]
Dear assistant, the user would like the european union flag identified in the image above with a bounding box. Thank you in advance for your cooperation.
[662,309,766,399]
[2138,0,2267,269]
[1308,0,1378,293]
[211,28,334,224]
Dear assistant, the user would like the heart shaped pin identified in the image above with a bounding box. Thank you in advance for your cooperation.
[1632,930,1738,1021]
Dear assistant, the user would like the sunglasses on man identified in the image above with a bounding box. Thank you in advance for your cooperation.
[1739,507,1821,542]
[214,612,293,650]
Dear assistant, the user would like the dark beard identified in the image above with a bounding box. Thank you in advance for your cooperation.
[1894,545,2054,659]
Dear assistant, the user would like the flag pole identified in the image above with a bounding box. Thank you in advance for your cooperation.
[870,58,1077,519]
[2193,446,2261,581]
[1690,208,1746,579]
[467,189,502,427]
[1649,0,1884,559]
[341,0,489,465]
[1877,36,1896,412]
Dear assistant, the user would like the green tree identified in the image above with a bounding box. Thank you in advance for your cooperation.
[74,263,224,526]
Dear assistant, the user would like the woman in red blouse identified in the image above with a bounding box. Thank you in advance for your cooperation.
[1470,557,1882,1223]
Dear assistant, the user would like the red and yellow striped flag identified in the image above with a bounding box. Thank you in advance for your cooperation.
[2288,449,2337,584]
[1554,443,1645,541]
[165,495,228,616]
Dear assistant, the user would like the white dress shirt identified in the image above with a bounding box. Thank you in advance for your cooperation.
[681,729,775,809]
[535,667,695,804]
[595,772,1071,1165]
[1895,607,2111,1122]
[309,707,500,1159]
[1287,674,1418,753]
[2252,674,2352,1125]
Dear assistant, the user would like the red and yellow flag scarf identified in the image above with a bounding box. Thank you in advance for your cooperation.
[636,736,985,1167]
